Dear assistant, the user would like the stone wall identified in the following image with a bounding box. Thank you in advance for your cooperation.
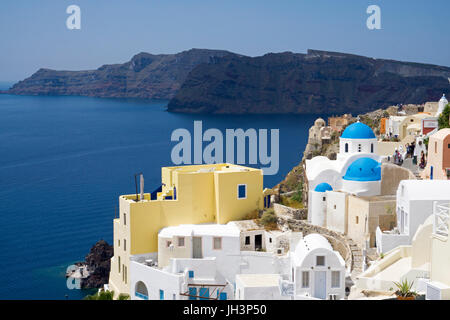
[276,216,353,270]
[273,203,307,220]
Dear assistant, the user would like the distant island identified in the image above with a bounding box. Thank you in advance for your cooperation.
[3,48,450,115]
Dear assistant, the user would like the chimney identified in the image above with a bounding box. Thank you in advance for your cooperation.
[140,173,144,201]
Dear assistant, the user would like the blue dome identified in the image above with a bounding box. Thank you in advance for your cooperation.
[343,158,381,181]
[314,183,333,192]
[341,122,375,139]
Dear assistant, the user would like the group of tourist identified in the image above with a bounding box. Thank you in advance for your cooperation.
[393,140,427,169]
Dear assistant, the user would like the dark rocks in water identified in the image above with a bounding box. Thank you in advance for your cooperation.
[6,48,232,99]
[167,49,450,114]
[80,240,113,289]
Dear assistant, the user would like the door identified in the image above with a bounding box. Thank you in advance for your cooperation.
[314,271,327,299]
[193,237,202,258]
[199,288,209,300]
[255,234,262,250]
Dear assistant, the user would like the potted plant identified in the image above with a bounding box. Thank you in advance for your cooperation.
[393,279,417,300]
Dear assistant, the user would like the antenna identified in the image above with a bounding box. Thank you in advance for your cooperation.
[134,172,143,202]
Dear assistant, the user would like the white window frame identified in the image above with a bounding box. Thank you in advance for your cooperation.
[316,255,325,266]
[301,271,310,288]
[237,184,247,199]
[331,271,340,288]
[213,237,222,250]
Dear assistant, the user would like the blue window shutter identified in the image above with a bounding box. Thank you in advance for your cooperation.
[199,288,209,300]
[188,270,194,278]
[238,185,246,199]
[159,289,164,300]
[219,292,227,300]
[189,288,197,300]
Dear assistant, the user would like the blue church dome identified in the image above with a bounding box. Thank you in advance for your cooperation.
[314,183,333,192]
[341,122,375,139]
[343,158,381,181]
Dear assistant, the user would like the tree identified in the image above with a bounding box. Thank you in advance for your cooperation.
[83,289,130,300]
[438,104,450,129]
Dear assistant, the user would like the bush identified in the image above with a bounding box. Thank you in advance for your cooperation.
[260,209,277,226]
[438,104,450,129]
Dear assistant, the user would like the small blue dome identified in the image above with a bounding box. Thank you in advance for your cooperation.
[314,183,333,192]
[343,158,381,181]
[341,122,375,139]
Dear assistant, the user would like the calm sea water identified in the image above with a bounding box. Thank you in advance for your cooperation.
[0,87,322,299]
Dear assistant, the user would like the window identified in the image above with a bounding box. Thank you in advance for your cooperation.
[118,239,120,247]
[316,256,325,266]
[435,142,438,153]
[123,213,126,226]
[302,271,310,288]
[178,237,185,247]
[245,236,250,245]
[345,143,348,153]
[188,270,194,278]
[356,216,359,224]
[123,239,126,251]
[323,197,326,201]
[118,256,121,273]
[188,288,197,300]
[334,205,337,210]
[371,143,374,153]
[238,184,247,199]
[135,281,148,300]
[124,266,127,284]
[166,240,172,248]
[269,238,272,243]
[213,237,222,250]
[159,289,164,300]
[332,271,340,288]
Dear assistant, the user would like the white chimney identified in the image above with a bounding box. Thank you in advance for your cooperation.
[139,173,144,201]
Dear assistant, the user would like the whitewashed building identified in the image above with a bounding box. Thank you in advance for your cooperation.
[291,234,346,300]
[376,180,450,254]
[307,122,385,228]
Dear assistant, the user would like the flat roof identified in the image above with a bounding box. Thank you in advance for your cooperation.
[159,223,240,238]
[236,274,281,287]
[164,163,261,174]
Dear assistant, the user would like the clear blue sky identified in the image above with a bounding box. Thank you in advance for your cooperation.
[1,0,449,81]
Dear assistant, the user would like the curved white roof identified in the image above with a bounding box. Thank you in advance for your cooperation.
[293,234,333,265]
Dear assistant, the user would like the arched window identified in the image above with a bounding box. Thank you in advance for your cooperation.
[345,143,348,153]
[135,281,149,300]
[371,143,374,153]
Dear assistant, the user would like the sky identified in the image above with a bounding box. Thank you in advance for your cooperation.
[0,0,449,81]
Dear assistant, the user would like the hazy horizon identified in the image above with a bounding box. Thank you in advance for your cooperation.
[1,0,449,81]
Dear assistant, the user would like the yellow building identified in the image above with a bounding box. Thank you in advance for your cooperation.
[108,163,264,296]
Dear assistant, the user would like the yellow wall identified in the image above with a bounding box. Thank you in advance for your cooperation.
[108,163,263,296]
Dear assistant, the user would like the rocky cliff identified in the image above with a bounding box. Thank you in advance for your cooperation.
[6,49,232,99]
[168,49,450,114]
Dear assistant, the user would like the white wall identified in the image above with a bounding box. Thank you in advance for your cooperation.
[326,191,348,234]
[293,248,346,300]
[130,261,184,300]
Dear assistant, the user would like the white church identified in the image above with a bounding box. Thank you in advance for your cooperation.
[306,121,386,228]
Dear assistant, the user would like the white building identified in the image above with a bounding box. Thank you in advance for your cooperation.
[307,122,385,228]
[129,223,292,300]
[376,180,450,254]
[235,274,288,300]
[291,234,346,300]
[436,94,448,117]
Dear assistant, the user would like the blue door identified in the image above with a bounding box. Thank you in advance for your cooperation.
[219,292,227,300]
[314,271,327,299]
[159,289,164,300]
[199,288,209,300]
[189,287,197,300]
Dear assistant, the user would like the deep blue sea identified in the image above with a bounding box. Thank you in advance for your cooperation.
[0,82,322,299]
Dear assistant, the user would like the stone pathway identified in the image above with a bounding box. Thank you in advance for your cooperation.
[346,237,364,279]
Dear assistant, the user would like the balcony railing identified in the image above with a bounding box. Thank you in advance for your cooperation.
[433,201,450,237]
